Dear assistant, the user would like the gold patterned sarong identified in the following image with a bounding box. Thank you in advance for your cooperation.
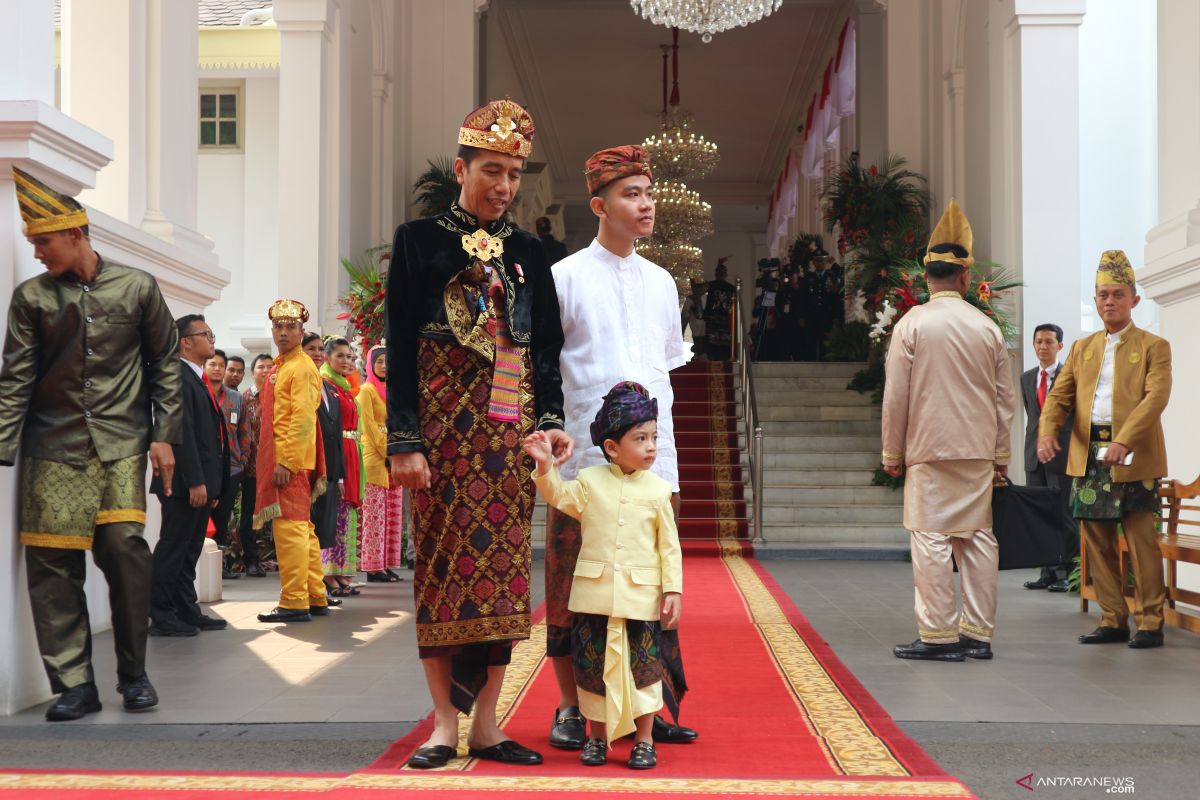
[19,445,146,550]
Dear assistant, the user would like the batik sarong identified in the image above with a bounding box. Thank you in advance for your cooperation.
[572,612,665,743]
[322,499,359,576]
[1071,425,1160,521]
[360,483,405,571]
[412,335,535,661]
[19,445,146,550]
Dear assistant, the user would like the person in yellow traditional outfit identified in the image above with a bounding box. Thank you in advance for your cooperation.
[526,382,683,770]
[881,199,1016,662]
[0,167,181,719]
[253,299,332,623]
[1038,250,1171,649]
[357,345,405,581]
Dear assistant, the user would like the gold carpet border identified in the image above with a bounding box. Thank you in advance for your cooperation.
[0,772,971,796]
[721,550,910,778]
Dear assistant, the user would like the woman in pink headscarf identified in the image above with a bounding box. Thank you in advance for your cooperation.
[357,345,406,581]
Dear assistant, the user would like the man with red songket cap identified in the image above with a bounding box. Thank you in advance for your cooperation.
[253,299,332,624]
[385,98,571,769]
[544,146,697,752]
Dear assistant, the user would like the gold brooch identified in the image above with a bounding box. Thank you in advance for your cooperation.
[462,229,504,262]
[1084,350,1095,361]
[1129,352,1141,364]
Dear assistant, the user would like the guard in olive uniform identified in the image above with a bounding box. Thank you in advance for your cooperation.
[0,167,181,720]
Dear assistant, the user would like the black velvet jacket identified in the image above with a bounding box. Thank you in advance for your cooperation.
[385,204,565,455]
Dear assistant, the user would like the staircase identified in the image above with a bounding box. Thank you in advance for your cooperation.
[744,361,906,553]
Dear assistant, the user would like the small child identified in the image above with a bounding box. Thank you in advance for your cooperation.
[524,382,683,770]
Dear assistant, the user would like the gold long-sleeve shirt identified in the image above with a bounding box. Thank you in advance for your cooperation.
[357,382,389,487]
[271,348,322,473]
[533,463,683,622]
[0,259,182,466]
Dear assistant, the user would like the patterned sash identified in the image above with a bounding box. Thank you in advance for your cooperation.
[486,270,521,423]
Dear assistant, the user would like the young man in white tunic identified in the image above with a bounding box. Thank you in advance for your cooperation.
[881,199,1016,662]
[545,146,697,749]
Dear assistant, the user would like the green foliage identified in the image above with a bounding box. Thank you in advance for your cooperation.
[412,156,459,219]
[872,465,904,489]
[825,321,872,362]
[787,233,825,271]
[338,245,391,349]
[822,152,931,250]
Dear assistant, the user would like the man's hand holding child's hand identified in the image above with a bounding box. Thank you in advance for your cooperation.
[661,592,682,630]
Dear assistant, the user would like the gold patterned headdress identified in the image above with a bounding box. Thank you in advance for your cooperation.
[12,167,90,236]
[924,198,974,269]
[458,98,535,158]
[1095,250,1136,288]
[267,299,309,323]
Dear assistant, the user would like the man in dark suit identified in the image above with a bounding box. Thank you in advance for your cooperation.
[536,217,568,265]
[1022,323,1075,591]
[149,315,230,636]
[302,334,345,559]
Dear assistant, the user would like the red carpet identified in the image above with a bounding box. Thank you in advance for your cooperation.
[0,542,973,798]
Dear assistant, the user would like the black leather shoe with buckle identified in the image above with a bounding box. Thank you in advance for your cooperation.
[652,715,698,743]
[45,683,102,721]
[580,737,607,766]
[549,705,586,750]
[628,741,657,770]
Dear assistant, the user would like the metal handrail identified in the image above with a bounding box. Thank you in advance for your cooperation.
[733,278,765,545]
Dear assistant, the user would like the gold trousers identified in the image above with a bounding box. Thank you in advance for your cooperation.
[1081,512,1166,631]
[273,518,327,610]
[25,522,151,692]
[910,528,999,643]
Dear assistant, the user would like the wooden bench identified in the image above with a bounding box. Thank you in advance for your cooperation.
[1078,475,1200,634]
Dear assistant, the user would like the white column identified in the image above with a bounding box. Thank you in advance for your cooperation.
[884,0,930,179]
[60,0,148,225]
[1004,1,1086,368]
[855,1,886,162]
[274,0,334,317]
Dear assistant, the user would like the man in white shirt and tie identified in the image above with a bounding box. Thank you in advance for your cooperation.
[1021,324,1075,591]
[544,145,696,750]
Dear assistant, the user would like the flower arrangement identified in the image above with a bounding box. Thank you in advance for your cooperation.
[822,152,930,260]
[337,245,391,351]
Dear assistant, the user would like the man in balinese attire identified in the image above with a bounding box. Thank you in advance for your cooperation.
[545,146,696,751]
[386,98,571,769]
[1038,251,1171,649]
[702,258,737,360]
[253,299,331,624]
[0,167,180,719]
[881,199,1015,662]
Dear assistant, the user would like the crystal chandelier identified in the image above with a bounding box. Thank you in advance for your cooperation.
[630,0,783,43]
[636,239,704,295]
[642,108,719,183]
[651,179,714,242]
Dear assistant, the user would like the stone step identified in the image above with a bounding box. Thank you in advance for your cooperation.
[751,468,876,487]
[761,420,879,435]
[755,525,910,546]
[762,504,903,524]
[717,434,880,453]
[751,451,881,469]
[757,404,879,422]
[753,390,875,407]
[749,485,900,506]
[751,362,865,378]
[751,375,872,394]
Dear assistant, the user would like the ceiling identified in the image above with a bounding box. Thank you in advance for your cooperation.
[486,0,846,207]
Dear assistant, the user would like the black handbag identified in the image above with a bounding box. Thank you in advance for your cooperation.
[991,478,1075,570]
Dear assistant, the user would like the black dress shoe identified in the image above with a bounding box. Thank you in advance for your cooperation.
[325,598,343,607]
[222,569,241,580]
[549,705,586,750]
[652,715,698,743]
[310,605,332,617]
[149,619,199,637]
[580,737,607,766]
[1023,578,1052,590]
[628,741,657,770]
[407,745,457,769]
[257,607,311,623]
[1078,626,1130,644]
[893,639,965,661]
[1128,630,1164,649]
[184,614,227,631]
[1047,579,1070,593]
[45,683,102,721]
[467,740,543,765]
[116,675,159,711]
[246,564,267,578]
[958,636,993,660]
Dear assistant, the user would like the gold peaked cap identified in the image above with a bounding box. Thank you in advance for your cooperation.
[924,198,974,269]
[12,167,90,236]
[1096,250,1136,287]
[268,298,309,323]
[458,98,535,158]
